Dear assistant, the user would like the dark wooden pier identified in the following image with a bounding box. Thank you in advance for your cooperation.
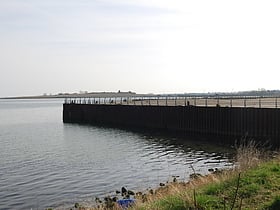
[63,97,280,147]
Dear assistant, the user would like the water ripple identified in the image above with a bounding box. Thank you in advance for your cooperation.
[0,99,233,209]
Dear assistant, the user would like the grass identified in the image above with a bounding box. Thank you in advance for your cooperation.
[130,141,280,210]
[75,141,279,210]
[197,162,280,209]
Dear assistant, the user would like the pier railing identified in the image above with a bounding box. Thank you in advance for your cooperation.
[64,96,280,108]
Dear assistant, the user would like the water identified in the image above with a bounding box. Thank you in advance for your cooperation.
[0,99,233,209]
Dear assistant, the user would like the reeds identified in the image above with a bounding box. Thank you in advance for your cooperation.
[235,139,267,170]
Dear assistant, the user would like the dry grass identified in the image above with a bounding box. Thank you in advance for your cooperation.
[130,140,274,210]
[234,140,265,170]
[131,172,231,210]
[76,141,278,210]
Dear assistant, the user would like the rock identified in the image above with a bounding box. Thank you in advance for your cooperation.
[159,183,165,187]
[74,203,79,208]
[104,196,112,202]
[95,197,102,203]
[127,190,135,196]
[142,194,148,202]
[208,168,214,172]
[136,191,142,196]
[116,190,121,194]
[190,173,202,179]
[124,194,130,199]
[213,168,222,174]
[121,187,128,195]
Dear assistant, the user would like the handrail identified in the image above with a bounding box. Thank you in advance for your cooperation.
[64,96,280,108]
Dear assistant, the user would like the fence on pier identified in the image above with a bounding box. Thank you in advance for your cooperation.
[63,96,280,147]
[64,96,280,109]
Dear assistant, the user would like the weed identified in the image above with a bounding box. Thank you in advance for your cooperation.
[204,183,223,195]
[238,183,259,198]
[151,195,189,210]
[89,143,280,210]
[235,140,263,170]
[270,164,280,172]
[196,194,221,209]
[264,196,280,210]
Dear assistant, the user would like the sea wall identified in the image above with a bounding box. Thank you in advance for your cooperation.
[63,104,280,147]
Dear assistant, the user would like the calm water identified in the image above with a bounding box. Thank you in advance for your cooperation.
[0,99,233,209]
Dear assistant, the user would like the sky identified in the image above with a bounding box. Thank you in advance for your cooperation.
[1,0,280,97]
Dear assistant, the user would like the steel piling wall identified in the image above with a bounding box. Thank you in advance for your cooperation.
[63,104,280,147]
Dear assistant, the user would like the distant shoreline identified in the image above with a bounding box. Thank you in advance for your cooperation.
[0,92,141,100]
[2,90,280,100]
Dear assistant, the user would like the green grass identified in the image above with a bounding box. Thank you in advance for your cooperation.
[150,195,189,210]
[199,161,280,209]
[264,195,280,210]
[133,158,280,210]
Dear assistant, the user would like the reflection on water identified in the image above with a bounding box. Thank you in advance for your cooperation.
[0,99,233,209]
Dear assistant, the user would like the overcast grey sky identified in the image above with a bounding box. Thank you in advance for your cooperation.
[1,0,280,97]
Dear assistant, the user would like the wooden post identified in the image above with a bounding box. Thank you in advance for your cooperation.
[205,98,208,107]
[166,97,168,106]
[259,97,261,108]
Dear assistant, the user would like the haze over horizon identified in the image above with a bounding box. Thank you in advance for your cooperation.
[1,0,280,97]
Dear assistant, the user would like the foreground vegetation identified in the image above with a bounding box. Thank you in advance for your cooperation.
[132,160,280,209]
[131,142,280,210]
[66,141,280,210]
